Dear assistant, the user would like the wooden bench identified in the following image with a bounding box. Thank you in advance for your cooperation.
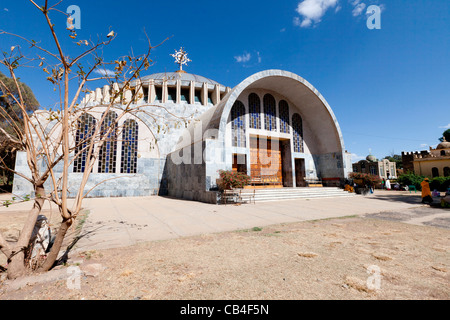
[222,189,242,205]
[222,189,256,205]
[304,178,323,188]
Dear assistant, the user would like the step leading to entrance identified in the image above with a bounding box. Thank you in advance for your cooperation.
[232,187,355,203]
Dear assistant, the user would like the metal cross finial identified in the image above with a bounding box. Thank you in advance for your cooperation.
[171,47,191,71]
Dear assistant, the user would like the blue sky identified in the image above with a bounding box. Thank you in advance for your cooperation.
[0,0,449,162]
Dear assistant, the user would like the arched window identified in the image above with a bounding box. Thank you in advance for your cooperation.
[98,111,118,173]
[121,119,139,174]
[432,167,439,178]
[73,113,96,173]
[444,167,450,177]
[231,101,246,148]
[264,94,277,131]
[441,150,446,156]
[248,93,261,129]
[279,100,290,134]
[292,113,304,153]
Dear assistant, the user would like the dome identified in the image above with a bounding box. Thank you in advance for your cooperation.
[437,137,450,150]
[437,141,450,149]
[139,71,224,87]
[366,154,377,162]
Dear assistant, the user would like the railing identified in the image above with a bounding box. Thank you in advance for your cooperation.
[222,189,256,205]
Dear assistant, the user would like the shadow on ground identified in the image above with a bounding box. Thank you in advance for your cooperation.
[367,192,449,209]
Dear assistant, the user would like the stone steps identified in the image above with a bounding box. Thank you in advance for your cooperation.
[233,187,355,203]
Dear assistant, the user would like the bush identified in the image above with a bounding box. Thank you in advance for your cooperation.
[397,173,450,192]
[397,173,425,190]
[348,172,382,187]
[429,176,450,192]
[217,170,251,190]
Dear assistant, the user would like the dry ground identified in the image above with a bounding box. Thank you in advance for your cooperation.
[0,215,448,300]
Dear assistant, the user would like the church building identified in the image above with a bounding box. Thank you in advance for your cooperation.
[12,49,352,203]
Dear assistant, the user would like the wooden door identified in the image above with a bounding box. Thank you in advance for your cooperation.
[250,137,282,185]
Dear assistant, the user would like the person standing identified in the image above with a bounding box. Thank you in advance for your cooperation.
[385,179,391,190]
[421,178,433,204]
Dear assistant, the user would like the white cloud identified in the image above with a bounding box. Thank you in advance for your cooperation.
[234,52,251,64]
[420,144,428,148]
[280,28,286,32]
[439,124,450,129]
[94,69,115,77]
[351,153,365,162]
[256,52,262,63]
[352,3,366,16]
[294,0,339,28]
[4,8,9,12]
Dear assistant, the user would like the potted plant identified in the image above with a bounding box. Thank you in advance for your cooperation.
[217,170,251,191]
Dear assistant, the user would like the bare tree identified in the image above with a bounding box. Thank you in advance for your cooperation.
[0,0,180,279]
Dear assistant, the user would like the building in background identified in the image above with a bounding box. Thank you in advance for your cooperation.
[352,155,397,180]
[402,139,450,178]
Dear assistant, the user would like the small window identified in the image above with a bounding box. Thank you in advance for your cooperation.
[432,167,439,177]
[194,90,202,104]
[444,167,450,177]
[207,92,213,104]
[155,86,163,102]
[180,88,190,103]
[167,87,176,102]
[143,86,149,103]
[441,150,446,156]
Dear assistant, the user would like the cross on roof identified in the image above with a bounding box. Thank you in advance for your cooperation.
[170,47,192,72]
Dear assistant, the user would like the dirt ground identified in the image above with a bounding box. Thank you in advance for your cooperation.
[0,214,448,300]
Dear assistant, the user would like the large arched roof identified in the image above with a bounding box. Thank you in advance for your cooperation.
[179,70,345,155]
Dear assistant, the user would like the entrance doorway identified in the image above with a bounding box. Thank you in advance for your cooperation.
[232,154,247,174]
[295,158,306,187]
[250,136,283,186]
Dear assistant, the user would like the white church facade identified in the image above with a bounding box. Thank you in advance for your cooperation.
[13,52,352,203]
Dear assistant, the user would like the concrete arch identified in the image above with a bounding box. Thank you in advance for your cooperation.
[209,70,345,155]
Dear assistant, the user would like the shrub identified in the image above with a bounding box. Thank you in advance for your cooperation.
[217,170,251,190]
[397,173,450,192]
[397,172,425,190]
[348,172,382,187]
[429,176,450,192]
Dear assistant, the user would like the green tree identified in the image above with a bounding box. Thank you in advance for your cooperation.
[0,71,39,190]
[439,129,450,142]
[384,154,403,169]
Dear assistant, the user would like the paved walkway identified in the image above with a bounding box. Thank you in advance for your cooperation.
[72,191,448,252]
[2,191,448,253]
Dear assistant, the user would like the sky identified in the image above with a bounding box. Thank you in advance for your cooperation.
[0,0,449,162]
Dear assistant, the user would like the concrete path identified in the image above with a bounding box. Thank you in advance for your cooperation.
[2,191,448,254]
[71,191,448,252]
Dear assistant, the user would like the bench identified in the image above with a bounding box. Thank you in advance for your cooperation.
[304,178,323,188]
[222,189,256,205]
[408,185,417,193]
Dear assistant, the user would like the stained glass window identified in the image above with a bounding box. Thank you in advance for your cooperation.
[121,119,139,174]
[73,113,97,173]
[248,93,261,129]
[264,94,277,132]
[292,113,304,153]
[98,111,118,173]
[279,100,290,134]
[231,101,246,148]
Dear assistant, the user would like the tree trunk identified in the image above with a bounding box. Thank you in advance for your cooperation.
[38,216,73,272]
[7,185,46,279]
